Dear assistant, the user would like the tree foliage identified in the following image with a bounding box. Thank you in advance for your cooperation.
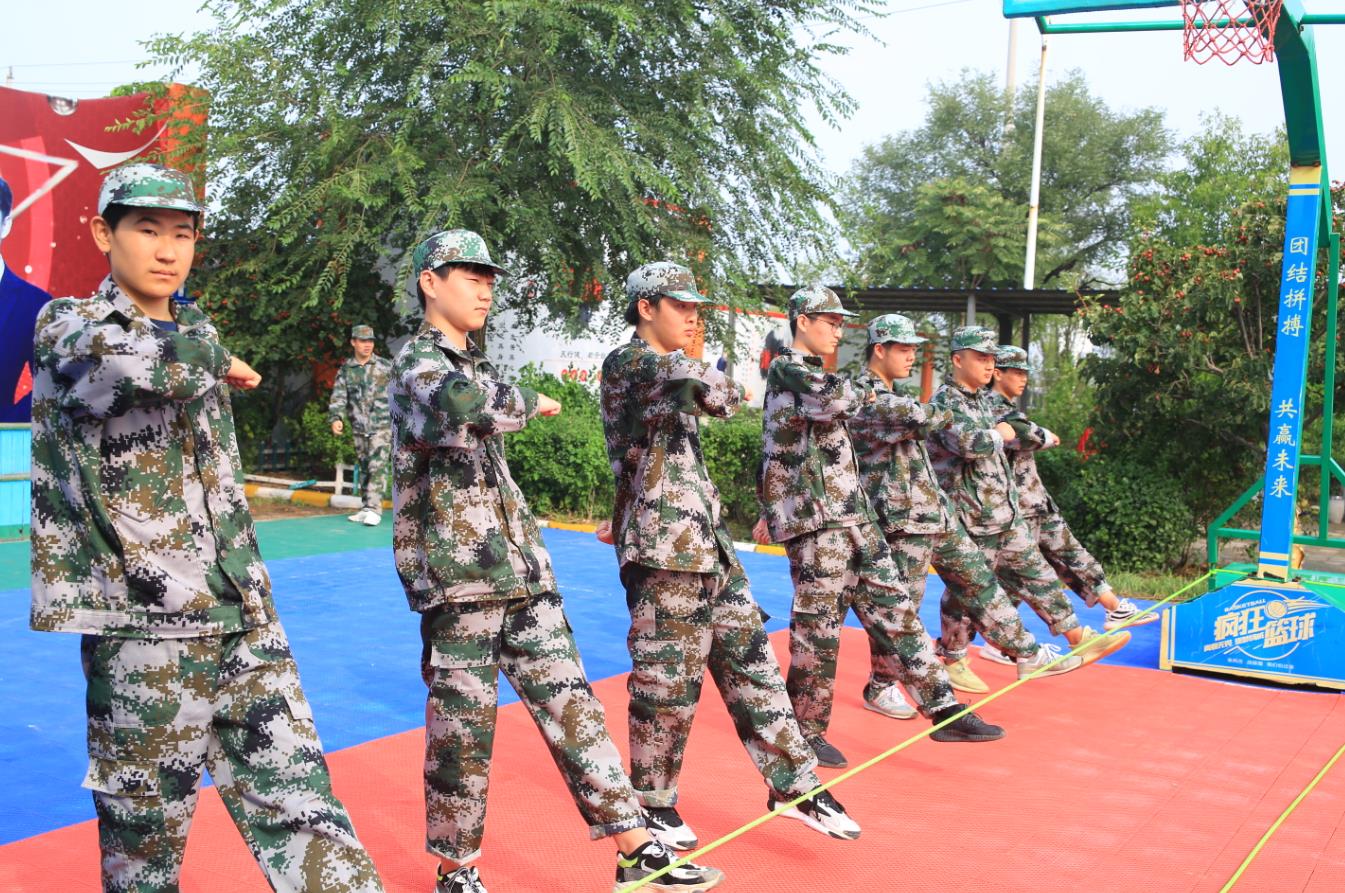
[842,69,1170,289]
[131,0,873,444]
[1080,179,1345,525]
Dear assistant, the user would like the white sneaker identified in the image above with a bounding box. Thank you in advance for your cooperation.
[645,806,699,851]
[1016,642,1083,679]
[361,510,382,526]
[768,789,861,840]
[1104,597,1159,630]
[347,509,370,523]
[978,643,1015,665]
[864,685,917,720]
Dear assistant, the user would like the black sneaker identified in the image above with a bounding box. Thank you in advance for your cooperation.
[436,864,488,893]
[613,840,724,891]
[808,735,848,768]
[930,705,1006,742]
[646,805,699,850]
[767,789,862,840]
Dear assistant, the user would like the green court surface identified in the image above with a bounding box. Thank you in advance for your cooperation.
[0,513,392,591]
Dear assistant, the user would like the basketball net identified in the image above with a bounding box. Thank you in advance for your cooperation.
[1182,0,1285,65]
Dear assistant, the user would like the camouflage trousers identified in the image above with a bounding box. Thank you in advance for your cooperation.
[784,523,958,737]
[419,593,644,863]
[942,520,1081,655]
[1029,511,1111,607]
[80,622,383,893]
[884,527,1040,662]
[620,558,820,807]
[352,431,390,513]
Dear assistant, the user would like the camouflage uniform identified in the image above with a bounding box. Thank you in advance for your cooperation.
[391,230,643,864]
[30,161,380,893]
[762,288,958,737]
[990,349,1111,607]
[927,328,1080,656]
[329,325,392,513]
[849,316,1040,662]
[600,262,821,807]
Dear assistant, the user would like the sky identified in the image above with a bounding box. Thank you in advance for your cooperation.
[4,0,1345,187]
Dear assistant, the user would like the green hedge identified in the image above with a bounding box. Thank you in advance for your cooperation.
[506,367,614,518]
[1039,447,1193,572]
[701,408,764,534]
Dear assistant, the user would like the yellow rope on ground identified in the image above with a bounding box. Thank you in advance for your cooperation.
[1221,740,1345,891]
[627,570,1222,889]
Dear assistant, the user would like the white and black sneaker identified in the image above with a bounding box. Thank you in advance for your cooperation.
[767,789,861,840]
[436,864,488,893]
[613,841,724,891]
[646,806,699,851]
[1104,597,1159,630]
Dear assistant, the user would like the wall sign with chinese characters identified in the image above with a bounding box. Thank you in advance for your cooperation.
[1256,166,1324,580]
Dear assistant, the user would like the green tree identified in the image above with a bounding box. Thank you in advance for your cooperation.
[131,0,874,450]
[1079,184,1345,525]
[842,69,1171,289]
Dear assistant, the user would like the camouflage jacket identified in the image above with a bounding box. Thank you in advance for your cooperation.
[328,355,392,435]
[760,347,875,542]
[389,322,555,610]
[849,370,955,537]
[987,390,1057,518]
[927,376,1023,537]
[30,277,274,637]
[600,335,741,572]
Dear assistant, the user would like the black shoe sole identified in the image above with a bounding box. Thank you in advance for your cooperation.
[930,730,1005,742]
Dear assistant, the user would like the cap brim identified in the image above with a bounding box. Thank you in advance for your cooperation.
[103,195,205,216]
[664,289,712,304]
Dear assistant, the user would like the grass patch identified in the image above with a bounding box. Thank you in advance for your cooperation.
[1109,569,1206,604]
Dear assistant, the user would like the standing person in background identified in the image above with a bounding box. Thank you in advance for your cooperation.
[330,323,393,525]
[928,327,1130,688]
[977,345,1156,666]
[760,287,1006,773]
[389,230,724,893]
[0,174,54,422]
[849,315,1083,700]
[600,261,860,850]
[30,162,384,893]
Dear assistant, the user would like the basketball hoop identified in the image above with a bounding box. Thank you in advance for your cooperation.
[1182,1,1285,65]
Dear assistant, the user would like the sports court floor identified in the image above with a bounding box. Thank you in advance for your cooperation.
[1,515,1342,891]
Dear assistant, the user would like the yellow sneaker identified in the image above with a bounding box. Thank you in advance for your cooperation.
[943,656,990,694]
[1075,626,1131,667]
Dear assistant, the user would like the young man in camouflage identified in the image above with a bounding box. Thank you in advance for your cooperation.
[30,163,384,893]
[848,315,1083,700]
[976,345,1156,665]
[928,327,1130,684]
[390,231,723,893]
[599,261,861,850]
[760,287,1005,770]
[329,323,392,525]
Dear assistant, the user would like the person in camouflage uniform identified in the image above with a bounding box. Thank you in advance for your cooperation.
[760,287,1006,770]
[978,346,1156,662]
[928,327,1130,679]
[390,231,722,893]
[848,315,1083,699]
[599,261,860,850]
[30,163,383,893]
[329,323,392,524]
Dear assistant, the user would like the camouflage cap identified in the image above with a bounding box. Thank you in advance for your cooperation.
[867,313,925,346]
[995,344,1030,371]
[412,228,510,277]
[97,162,203,217]
[950,325,998,354]
[787,286,856,320]
[625,261,710,305]
[351,324,375,340]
